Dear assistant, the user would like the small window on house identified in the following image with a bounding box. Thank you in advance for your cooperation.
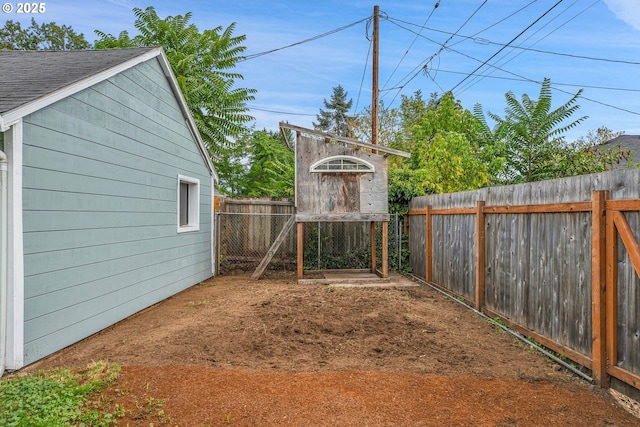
[177,175,200,233]
[310,155,375,173]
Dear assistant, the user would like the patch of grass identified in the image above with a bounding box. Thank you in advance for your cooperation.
[198,280,216,287]
[186,298,209,307]
[0,361,121,427]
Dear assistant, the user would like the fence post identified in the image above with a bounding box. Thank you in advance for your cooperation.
[425,206,433,282]
[592,190,608,387]
[475,201,486,311]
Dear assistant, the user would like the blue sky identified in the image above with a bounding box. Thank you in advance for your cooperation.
[5,0,640,141]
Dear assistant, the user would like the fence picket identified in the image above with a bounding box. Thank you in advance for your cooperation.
[408,168,640,392]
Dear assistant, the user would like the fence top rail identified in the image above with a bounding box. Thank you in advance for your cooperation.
[218,212,294,217]
[222,199,294,206]
[408,201,597,215]
[607,199,640,211]
[484,202,592,214]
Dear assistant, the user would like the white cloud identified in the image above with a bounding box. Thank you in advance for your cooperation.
[603,0,640,31]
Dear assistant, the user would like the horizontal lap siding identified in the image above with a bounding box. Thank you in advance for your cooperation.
[22,58,212,364]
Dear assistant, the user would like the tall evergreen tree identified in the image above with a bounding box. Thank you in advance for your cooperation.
[313,85,354,137]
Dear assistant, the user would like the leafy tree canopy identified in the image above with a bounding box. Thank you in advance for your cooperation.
[387,92,491,212]
[0,18,90,50]
[94,6,256,165]
[475,78,587,184]
[215,128,294,197]
[242,129,295,198]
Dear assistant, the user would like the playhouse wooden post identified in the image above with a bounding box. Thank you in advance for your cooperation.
[370,221,377,273]
[381,221,389,278]
[297,222,304,280]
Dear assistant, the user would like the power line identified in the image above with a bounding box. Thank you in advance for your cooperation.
[449,0,566,93]
[446,0,538,49]
[248,106,315,116]
[382,18,640,118]
[379,67,640,94]
[354,37,373,114]
[386,15,640,66]
[456,0,598,95]
[381,1,440,91]
[238,17,369,62]
[380,0,489,105]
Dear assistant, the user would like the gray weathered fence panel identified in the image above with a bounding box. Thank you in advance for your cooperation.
[432,214,475,300]
[617,210,640,374]
[409,168,640,376]
[409,211,427,278]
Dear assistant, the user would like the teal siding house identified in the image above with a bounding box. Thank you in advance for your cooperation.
[0,47,216,374]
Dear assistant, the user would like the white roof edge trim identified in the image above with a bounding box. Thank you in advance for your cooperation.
[0,47,215,177]
[0,47,163,128]
[155,50,214,176]
[310,155,375,173]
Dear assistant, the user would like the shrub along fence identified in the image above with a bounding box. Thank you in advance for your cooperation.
[409,168,640,394]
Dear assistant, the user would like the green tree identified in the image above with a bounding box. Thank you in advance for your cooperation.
[314,85,354,136]
[545,127,636,177]
[575,126,624,146]
[351,100,401,148]
[242,130,295,198]
[94,6,256,166]
[0,18,90,50]
[388,92,490,212]
[475,78,587,184]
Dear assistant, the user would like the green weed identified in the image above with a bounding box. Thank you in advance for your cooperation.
[0,361,121,427]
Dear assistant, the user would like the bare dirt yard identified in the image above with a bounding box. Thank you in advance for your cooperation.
[28,272,640,426]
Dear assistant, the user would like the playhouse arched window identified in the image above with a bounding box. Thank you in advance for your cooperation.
[310,155,375,173]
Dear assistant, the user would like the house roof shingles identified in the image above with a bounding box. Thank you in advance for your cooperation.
[601,135,640,154]
[0,47,156,114]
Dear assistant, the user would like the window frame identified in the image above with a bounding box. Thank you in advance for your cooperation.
[177,174,200,233]
[309,155,375,173]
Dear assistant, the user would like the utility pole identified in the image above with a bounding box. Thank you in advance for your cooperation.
[372,5,379,152]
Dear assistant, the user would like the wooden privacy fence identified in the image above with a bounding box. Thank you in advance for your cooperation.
[408,168,640,392]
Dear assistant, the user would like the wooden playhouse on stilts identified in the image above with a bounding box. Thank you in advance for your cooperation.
[252,122,410,284]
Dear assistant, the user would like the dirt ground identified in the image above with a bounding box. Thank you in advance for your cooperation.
[27,272,640,426]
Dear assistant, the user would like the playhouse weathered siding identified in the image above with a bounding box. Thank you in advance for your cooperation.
[21,59,212,364]
[295,134,388,221]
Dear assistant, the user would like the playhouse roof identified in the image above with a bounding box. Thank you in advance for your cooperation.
[280,122,411,158]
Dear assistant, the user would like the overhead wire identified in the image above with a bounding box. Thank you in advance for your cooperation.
[386,15,640,66]
[445,0,538,49]
[450,41,640,116]
[456,0,599,95]
[248,106,316,116]
[381,67,640,93]
[381,1,441,91]
[354,35,373,114]
[383,17,640,117]
[238,16,369,62]
[448,0,566,93]
[239,4,640,124]
[381,0,489,106]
